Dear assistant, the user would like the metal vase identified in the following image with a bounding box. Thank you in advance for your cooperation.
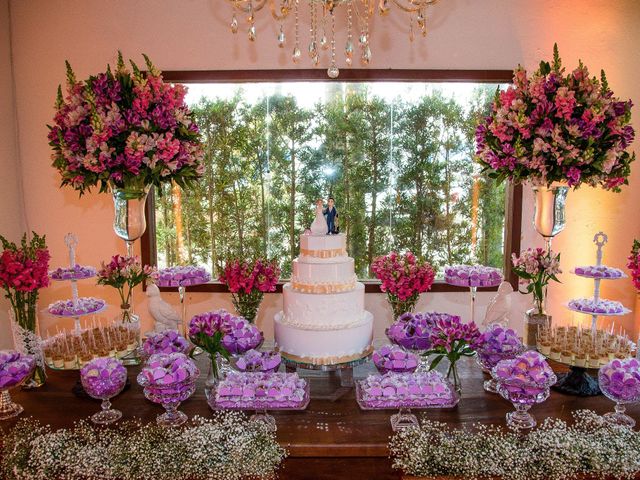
[111,185,150,255]
[532,184,569,243]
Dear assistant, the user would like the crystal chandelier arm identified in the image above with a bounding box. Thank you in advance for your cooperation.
[389,0,438,13]
[269,0,292,21]
[228,0,269,14]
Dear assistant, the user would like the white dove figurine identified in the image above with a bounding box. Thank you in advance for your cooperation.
[147,284,181,332]
[483,281,513,327]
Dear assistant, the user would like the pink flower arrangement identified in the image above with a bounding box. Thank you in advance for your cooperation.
[219,258,280,323]
[476,44,635,191]
[512,248,561,314]
[97,254,156,321]
[49,52,204,195]
[371,251,435,320]
[627,240,640,291]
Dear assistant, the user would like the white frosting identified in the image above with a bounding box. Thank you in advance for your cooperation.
[299,233,346,252]
[292,257,355,286]
[274,311,374,360]
[282,283,365,328]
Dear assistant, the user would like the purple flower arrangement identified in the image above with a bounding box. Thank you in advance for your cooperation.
[156,266,211,287]
[48,297,106,317]
[477,325,524,371]
[138,352,199,387]
[49,265,97,281]
[574,265,624,279]
[372,345,419,374]
[212,372,308,409]
[80,357,127,400]
[0,350,35,389]
[356,371,459,409]
[221,317,263,355]
[387,313,433,351]
[142,330,191,357]
[568,298,625,315]
[234,350,281,373]
[492,351,557,402]
[599,358,640,403]
[444,265,503,288]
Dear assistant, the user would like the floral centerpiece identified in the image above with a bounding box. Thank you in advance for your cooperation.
[371,251,435,320]
[512,247,561,312]
[421,312,481,394]
[476,44,635,191]
[49,52,204,196]
[628,240,640,292]
[97,254,156,322]
[188,310,233,388]
[218,258,280,323]
[0,233,50,387]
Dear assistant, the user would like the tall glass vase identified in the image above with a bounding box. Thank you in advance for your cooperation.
[204,353,224,400]
[9,306,46,388]
[111,185,150,256]
[532,183,569,252]
[231,290,264,324]
[387,293,419,323]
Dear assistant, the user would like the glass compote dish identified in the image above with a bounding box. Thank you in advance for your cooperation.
[0,351,35,420]
[476,324,525,393]
[598,358,640,428]
[137,352,199,427]
[386,313,432,371]
[80,357,127,424]
[233,349,282,373]
[372,345,419,375]
[140,330,192,363]
[492,351,557,429]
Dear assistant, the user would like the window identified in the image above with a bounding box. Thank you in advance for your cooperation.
[143,70,521,290]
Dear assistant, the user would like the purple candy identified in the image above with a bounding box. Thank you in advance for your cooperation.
[142,330,191,357]
[372,345,419,374]
[599,358,640,403]
[573,265,623,279]
[48,297,106,317]
[156,266,211,287]
[137,352,199,388]
[444,265,503,288]
[234,349,281,373]
[49,264,97,281]
[568,298,625,315]
[477,324,524,370]
[80,357,127,399]
[0,350,35,389]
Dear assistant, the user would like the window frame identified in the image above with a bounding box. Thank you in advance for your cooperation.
[141,68,521,294]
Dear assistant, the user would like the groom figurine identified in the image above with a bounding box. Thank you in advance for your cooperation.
[324,197,338,235]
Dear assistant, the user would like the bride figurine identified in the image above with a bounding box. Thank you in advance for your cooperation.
[310,199,328,235]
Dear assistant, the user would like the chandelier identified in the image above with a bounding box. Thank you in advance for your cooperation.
[226,0,441,78]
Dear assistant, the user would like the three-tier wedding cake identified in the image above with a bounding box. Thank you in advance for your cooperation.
[274,232,374,365]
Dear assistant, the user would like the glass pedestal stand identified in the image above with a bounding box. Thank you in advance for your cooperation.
[249,409,278,432]
[390,407,419,431]
[282,352,372,401]
[552,366,601,396]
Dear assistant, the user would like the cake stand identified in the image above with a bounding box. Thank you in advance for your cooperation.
[443,265,502,324]
[553,232,631,396]
[208,382,310,432]
[48,234,104,332]
[281,348,373,400]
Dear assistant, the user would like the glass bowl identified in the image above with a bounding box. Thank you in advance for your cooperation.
[138,374,198,427]
[80,360,128,425]
[598,369,640,428]
[477,346,525,393]
[0,363,35,421]
[493,372,557,429]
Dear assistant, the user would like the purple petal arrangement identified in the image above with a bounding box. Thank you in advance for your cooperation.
[568,298,625,315]
[0,350,35,389]
[137,352,199,387]
[189,309,235,338]
[574,265,624,279]
[356,371,459,409]
[48,297,106,317]
[477,324,525,371]
[221,317,263,355]
[211,372,309,410]
[599,358,640,403]
[80,357,127,400]
[492,351,557,403]
[49,265,97,281]
[444,265,503,288]
[142,330,191,357]
[156,266,211,288]
[372,345,419,374]
[387,313,434,351]
[234,349,281,373]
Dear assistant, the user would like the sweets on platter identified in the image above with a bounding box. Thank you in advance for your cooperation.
[477,324,524,371]
[234,350,281,373]
[573,265,624,279]
[138,352,199,387]
[212,371,308,409]
[372,345,419,374]
[221,317,263,355]
[599,358,640,402]
[0,351,35,389]
[568,298,626,315]
[80,357,127,399]
[142,330,191,357]
[48,297,106,317]
[49,265,97,281]
[155,266,211,287]
[444,265,503,288]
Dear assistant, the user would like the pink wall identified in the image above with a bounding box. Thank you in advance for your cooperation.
[2,0,639,347]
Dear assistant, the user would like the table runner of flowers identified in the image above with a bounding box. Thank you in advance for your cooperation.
[0,412,286,480]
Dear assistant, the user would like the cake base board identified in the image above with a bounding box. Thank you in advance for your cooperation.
[280,345,374,369]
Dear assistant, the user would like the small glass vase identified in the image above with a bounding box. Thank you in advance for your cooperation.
[204,353,224,400]
[446,360,462,395]
[388,293,419,322]
[9,306,46,388]
[524,308,551,350]
[232,291,264,323]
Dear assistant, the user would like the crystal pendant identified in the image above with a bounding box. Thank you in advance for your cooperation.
[312,54,320,66]
[230,15,238,34]
[278,26,286,47]
[308,41,318,58]
[417,13,425,28]
[320,34,329,50]
[292,46,302,63]
[327,64,340,79]
[345,39,354,54]
[361,45,371,65]
[359,33,368,46]
[248,25,256,41]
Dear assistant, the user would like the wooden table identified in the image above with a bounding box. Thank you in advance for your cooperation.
[5,357,639,480]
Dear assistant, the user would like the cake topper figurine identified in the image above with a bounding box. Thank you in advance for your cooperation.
[324,197,338,235]
[310,199,327,235]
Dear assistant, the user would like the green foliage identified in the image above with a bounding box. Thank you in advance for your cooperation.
[157,85,506,278]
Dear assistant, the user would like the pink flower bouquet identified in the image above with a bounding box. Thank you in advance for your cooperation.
[476,44,635,191]
[512,248,561,314]
[371,251,435,320]
[628,240,640,292]
[218,258,280,323]
[49,52,204,195]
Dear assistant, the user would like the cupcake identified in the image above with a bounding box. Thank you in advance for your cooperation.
[574,351,586,368]
[550,346,561,361]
